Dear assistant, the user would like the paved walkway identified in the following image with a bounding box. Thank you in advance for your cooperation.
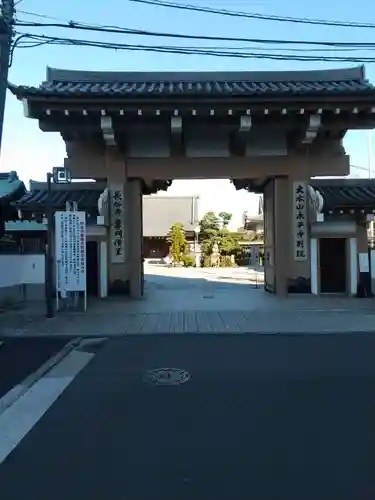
[0,265,374,336]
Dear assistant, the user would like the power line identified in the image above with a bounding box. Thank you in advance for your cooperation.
[128,0,375,29]
[351,165,369,171]
[13,20,375,48]
[11,32,375,63]
[12,8,375,63]
[14,33,375,53]
[18,38,374,54]
[16,9,124,29]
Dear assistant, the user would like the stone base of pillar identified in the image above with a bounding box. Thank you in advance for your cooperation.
[109,279,130,295]
[287,277,311,294]
[264,283,274,294]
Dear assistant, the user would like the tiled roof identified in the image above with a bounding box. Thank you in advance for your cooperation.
[0,171,25,201]
[9,66,375,99]
[143,195,200,237]
[14,182,103,212]
[15,183,200,235]
[311,178,375,212]
[5,221,47,231]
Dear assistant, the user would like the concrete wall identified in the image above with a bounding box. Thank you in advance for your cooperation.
[0,254,45,307]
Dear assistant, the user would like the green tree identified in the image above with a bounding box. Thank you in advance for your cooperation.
[167,222,188,265]
[199,211,221,235]
[199,212,221,257]
[218,211,232,228]
[218,227,242,256]
[199,212,242,265]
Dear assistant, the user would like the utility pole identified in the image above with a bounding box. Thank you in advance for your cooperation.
[0,0,15,154]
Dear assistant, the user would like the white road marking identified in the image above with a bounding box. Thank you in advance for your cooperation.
[0,349,94,464]
[0,338,81,417]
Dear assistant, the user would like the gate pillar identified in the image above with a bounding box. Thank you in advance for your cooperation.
[264,176,311,296]
[106,152,130,294]
[264,177,289,296]
[128,178,144,299]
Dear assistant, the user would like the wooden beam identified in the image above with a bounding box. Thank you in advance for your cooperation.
[239,115,252,134]
[301,114,321,144]
[22,99,31,118]
[100,116,116,147]
[170,115,183,156]
[233,114,252,156]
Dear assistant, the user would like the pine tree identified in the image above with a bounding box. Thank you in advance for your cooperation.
[167,223,188,265]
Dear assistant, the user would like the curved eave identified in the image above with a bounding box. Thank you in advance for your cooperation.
[8,82,29,99]
[0,181,26,203]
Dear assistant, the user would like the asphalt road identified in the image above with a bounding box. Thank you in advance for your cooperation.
[0,337,73,399]
[1,333,375,500]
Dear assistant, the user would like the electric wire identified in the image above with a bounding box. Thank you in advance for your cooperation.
[128,0,375,30]
[11,32,375,63]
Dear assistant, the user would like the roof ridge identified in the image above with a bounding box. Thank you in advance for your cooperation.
[46,66,365,84]
[0,171,19,182]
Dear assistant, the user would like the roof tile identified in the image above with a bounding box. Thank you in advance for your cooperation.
[30,79,374,97]
[311,179,375,211]
[0,172,25,200]
[9,66,375,99]
[15,188,101,212]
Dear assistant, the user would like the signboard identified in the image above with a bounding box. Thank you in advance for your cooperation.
[110,185,125,263]
[292,182,308,261]
[359,252,370,273]
[55,211,86,292]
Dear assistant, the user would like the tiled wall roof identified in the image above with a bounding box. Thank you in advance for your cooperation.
[9,66,374,99]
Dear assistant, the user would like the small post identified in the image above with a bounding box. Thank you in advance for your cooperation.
[194,225,200,267]
[46,172,54,318]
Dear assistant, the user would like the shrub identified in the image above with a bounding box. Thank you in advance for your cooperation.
[220,255,233,267]
[182,255,195,267]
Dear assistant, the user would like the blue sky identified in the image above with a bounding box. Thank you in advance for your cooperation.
[1,0,375,227]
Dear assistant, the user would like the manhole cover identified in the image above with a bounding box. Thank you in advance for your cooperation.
[143,368,190,386]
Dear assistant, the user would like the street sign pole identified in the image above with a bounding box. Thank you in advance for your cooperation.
[45,166,72,318]
[46,172,54,318]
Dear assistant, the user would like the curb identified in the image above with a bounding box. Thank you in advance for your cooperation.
[0,336,83,416]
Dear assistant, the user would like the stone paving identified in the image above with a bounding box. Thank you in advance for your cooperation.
[0,264,374,336]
